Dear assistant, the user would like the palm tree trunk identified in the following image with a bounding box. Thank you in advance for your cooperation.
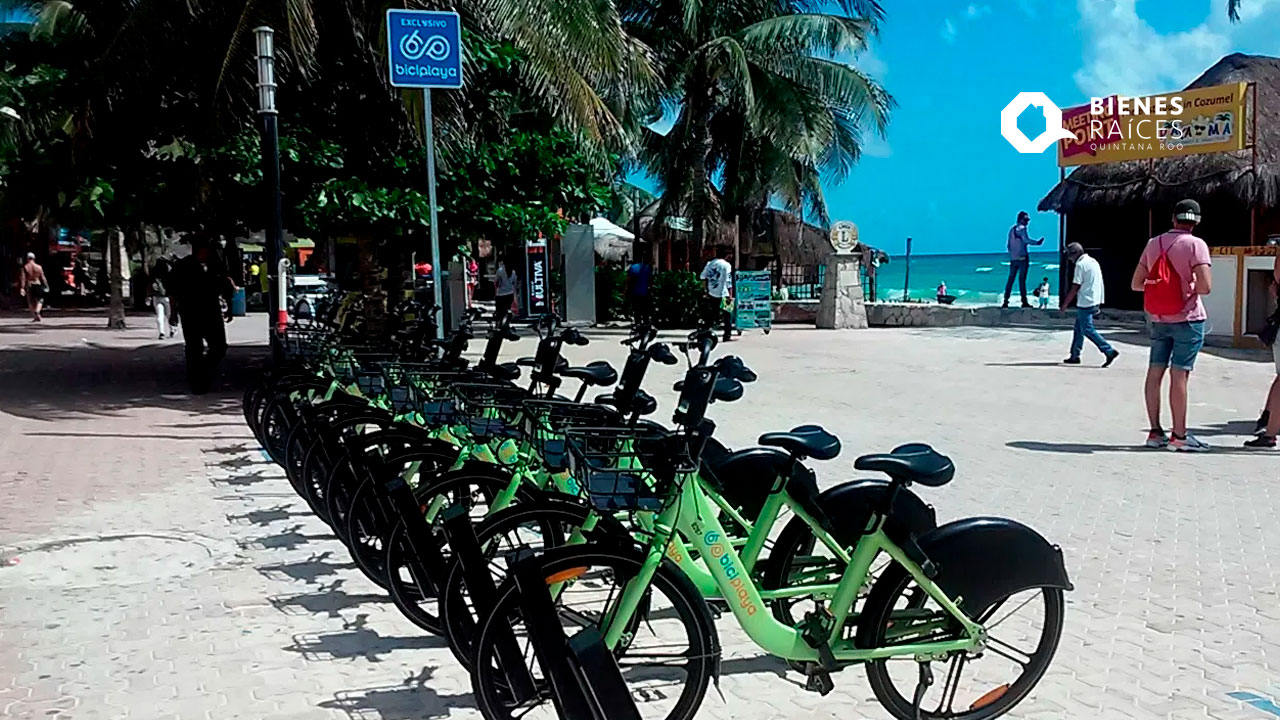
[106,227,127,329]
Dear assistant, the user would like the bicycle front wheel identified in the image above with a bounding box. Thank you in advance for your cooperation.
[470,544,717,720]
[858,561,1065,720]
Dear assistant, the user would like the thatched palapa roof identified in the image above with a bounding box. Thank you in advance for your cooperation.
[1039,53,1280,212]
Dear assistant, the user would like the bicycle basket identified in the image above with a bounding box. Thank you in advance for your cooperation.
[281,328,331,363]
[332,352,394,386]
[381,363,465,420]
[451,383,526,439]
[564,426,673,512]
[522,400,620,470]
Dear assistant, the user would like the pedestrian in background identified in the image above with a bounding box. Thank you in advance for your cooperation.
[699,246,734,342]
[1061,245,1119,367]
[1003,210,1045,308]
[1246,255,1280,449]
[1131,199,1213,452]
[1036,277,1051,309]
[493,255,518,326]
[625,244,653,327]
[150,258,174,339]
[17,252,48,322]
[171,236,234,394]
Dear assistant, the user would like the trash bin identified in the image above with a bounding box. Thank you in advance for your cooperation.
[230,287,247,317]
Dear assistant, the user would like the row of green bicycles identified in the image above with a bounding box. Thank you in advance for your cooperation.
[241,307,1072,720]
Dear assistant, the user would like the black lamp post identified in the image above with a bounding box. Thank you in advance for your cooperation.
[255,26,286,360]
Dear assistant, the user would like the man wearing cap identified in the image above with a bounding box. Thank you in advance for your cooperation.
[170,235,234,394]
[1131,199,1213,452]
[17,252,48,322]
[1060,242,1119,367]
[1003,211,1045,308]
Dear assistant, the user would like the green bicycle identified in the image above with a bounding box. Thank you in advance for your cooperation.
[467,344,1072,720]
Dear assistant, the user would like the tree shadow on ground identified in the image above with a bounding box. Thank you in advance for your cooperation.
[0,339,267,421]
[320,666,474,719]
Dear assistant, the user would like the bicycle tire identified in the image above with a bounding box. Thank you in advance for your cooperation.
[342,447,457,587]
[470,543,717,720]
[857,562,1064,720]
[383,469,541,634]
[440,499,586,667]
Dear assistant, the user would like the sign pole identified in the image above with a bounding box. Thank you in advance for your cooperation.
[423,88,444,339]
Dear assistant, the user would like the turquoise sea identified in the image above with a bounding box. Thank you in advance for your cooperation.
[865,251,1062,307]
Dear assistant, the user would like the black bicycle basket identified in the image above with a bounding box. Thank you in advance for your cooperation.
[564,426,674,512]
[451,382,526,439]
[522,400,620,471]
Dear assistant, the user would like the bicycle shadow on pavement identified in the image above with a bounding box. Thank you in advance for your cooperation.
[1008,440,1262,455]
[239,524,336,551]
[258,550,356,584]
[320,666,475,720]
[285,625,446,662]
[270,580,387,619]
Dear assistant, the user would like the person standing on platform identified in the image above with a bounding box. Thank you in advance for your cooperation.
[1003,211,1044,308]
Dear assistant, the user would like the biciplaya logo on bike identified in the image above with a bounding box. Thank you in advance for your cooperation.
[703,530,760,616]
[1000,90,1218,155]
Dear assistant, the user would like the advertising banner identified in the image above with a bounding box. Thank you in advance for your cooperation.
[1057,82,1248,167]
[525,236,550,316]
[734,270,773,332]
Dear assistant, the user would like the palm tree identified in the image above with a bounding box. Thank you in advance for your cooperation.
[627,0,891,250]
[1228,0,1241,21]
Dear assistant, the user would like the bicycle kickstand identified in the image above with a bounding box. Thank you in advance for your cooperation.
[912,661,934,720]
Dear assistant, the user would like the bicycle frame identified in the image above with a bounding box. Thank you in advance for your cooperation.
[600,470,986,663]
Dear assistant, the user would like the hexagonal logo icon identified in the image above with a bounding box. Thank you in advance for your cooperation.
[1001,92,1077,153]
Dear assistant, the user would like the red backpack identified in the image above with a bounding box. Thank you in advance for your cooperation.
[1144,234,1186,315]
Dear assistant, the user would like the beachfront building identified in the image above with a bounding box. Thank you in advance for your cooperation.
[1038,53,1279,346]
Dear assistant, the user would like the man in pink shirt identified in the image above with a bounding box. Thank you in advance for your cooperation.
[1131,199,1214,452]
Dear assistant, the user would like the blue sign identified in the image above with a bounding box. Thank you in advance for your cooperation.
[386,10,463,89]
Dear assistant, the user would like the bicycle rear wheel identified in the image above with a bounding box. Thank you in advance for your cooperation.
[857,562,1064,720]
[470,544,717,720]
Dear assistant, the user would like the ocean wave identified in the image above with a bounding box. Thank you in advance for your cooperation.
[1000,261,1011,266]
[974,267,994,273]
[1043,264,1059,270]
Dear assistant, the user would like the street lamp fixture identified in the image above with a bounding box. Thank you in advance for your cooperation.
[254,27,277,115]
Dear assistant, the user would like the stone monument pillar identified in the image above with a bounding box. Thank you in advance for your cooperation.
[815,220,869,330]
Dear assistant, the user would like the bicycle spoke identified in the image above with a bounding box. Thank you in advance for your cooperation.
[987,593,1038,631]
[935,653,966,717]
[986,635,1033,667]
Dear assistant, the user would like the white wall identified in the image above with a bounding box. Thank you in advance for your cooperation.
[1203,254,1236,338]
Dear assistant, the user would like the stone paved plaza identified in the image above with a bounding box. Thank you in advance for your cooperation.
[2,312,1279,720]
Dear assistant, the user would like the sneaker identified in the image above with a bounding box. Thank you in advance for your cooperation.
[1257,410,1271,436]
[1244,435,1277,450]
[1001,301,1010,309]
[1102,349,1120,368]
[1021,301,1034,308]
[1168,434,1210,452]
[1145,430,1169,449]
[1062,356,1081,365]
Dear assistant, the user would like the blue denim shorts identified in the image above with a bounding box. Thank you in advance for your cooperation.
[1149,321,1206,371]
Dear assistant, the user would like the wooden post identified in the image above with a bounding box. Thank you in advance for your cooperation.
[734,214,741,270]
[902,237,912,302]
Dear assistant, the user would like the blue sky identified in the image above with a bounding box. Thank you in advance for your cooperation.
[642,0,1280,256]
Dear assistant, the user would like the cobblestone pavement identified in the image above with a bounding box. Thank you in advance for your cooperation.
[3,313,1280,720]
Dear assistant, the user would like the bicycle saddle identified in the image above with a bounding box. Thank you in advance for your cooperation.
[559,361,617,387]
[486,362,521,381]
[854,443,954,487]
[517,356,569,371]
[758,425,841,461]
[594,388,658,416]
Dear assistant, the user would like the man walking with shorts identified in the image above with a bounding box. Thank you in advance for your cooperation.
[1131,199,1213,451]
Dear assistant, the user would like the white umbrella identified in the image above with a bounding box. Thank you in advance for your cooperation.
[590,217,635,262]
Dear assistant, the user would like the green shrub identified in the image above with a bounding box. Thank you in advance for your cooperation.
[595,266,627,322]
[650,270,705,328]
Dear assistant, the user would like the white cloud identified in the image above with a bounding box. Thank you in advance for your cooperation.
[965,4,992,18]
[1073,0,1280,97]
[940,18,957,43]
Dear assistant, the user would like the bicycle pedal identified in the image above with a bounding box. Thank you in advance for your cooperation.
[803,664,835,696]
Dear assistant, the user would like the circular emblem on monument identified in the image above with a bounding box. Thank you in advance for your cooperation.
[830,221,859,254]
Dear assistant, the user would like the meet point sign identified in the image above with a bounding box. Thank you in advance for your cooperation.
[386,9,462,89]
[1000,82,1248,166]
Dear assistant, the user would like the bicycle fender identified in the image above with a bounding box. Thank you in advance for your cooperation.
[919,517,1072,617]
[817,478,936,547]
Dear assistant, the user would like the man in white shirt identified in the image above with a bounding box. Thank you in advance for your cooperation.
[1061,242,1119,367]
[699,246,734,341]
